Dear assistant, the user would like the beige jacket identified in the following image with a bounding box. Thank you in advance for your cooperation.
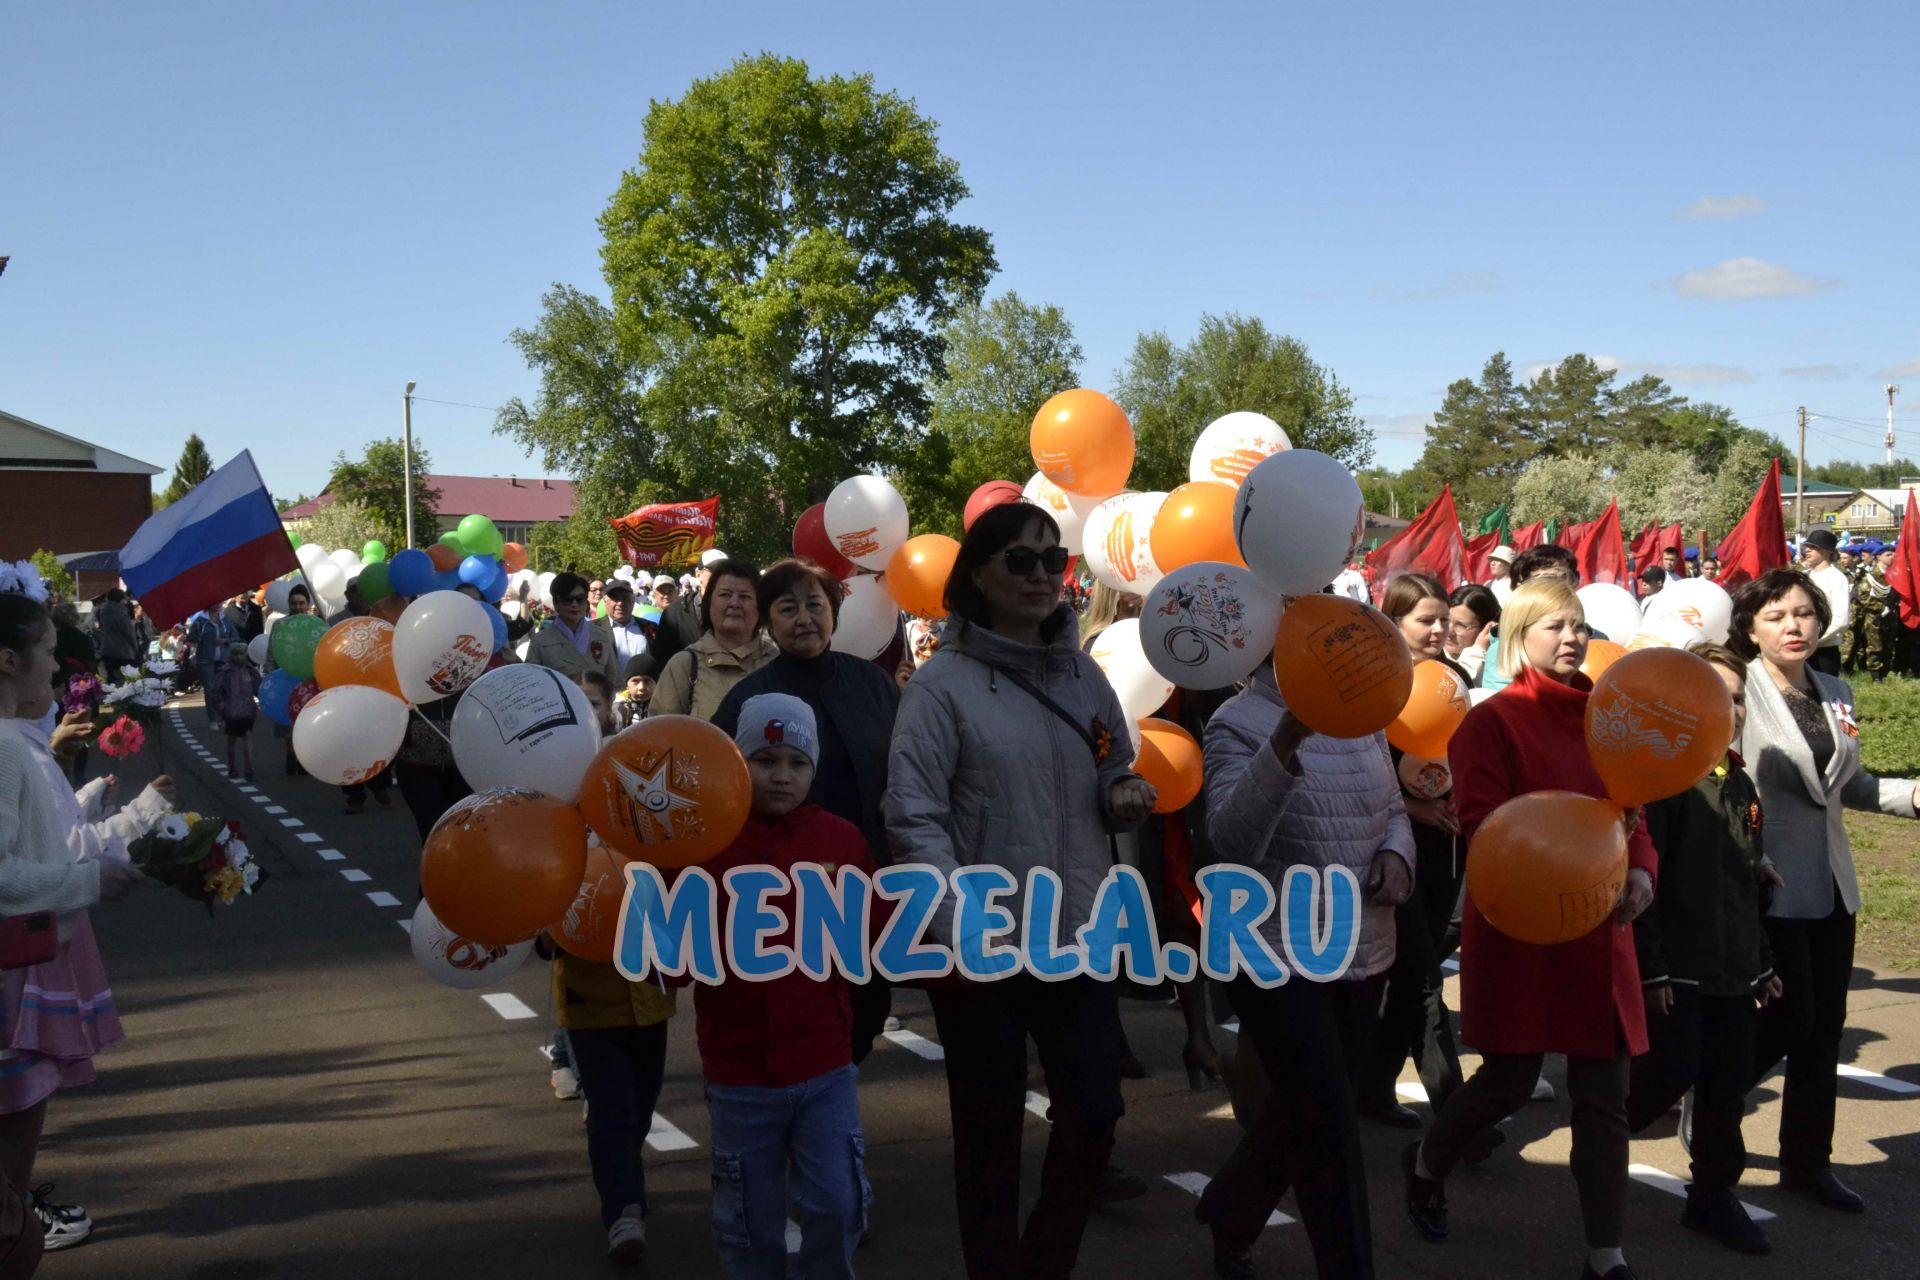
[524,618,621,687]
[650,632,778,722]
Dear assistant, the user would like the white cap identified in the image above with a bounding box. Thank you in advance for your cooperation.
[700,549,728,567]
[652,573,678,589]
[1488,545,1516,565]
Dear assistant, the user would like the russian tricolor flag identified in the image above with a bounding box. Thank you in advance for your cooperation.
[120,450,298,628]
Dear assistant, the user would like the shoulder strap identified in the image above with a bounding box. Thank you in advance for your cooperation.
[990,662,1106,762]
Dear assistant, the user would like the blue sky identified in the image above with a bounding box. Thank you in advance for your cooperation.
[6,1,1918,506]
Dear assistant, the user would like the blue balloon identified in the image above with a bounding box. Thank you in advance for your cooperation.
[259,669,297,726]
[483,559,510,602]
[458,553,494,587]
[389,548,434,596]
[434,568,464,593]
[482,603,508,652]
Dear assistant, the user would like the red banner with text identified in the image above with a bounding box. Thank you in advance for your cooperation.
[609,497,720,570]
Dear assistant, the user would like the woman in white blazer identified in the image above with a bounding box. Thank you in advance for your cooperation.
[1729,568,1919,1213]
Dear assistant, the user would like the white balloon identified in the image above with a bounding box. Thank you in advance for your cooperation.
[1397,753,1452,800]
[823,475,910,571]
[536,572,557,609]
[264,577,308,616]
[1576,583,1642,645]
[1087,618,1174,722]
[307,559,347,606]
[410,898,533,991]
[1627,614,1708,652]
[451,664,601,803]
[295,541,328,569]
[246,633,270,668]
[1647,578,1733,645]
[830,574,898,660]
[392,590,494,704]
[328,547,360,571]
[292,684,409,785]
[1082,492,1168,596]
[1232,450,1365,596]
[1138,562,1282,690]
[1021,471,1107,555]
[1469,687,1499,706]
[1189,411,1291,487]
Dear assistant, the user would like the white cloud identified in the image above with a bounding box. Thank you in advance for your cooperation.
[1876,358,1920,379]
[1363,413,1433,439]
[1383,272,1502,303]
[1671,257,1834,299]
[1521,355,1750,385]
[1783,365,1850,380]
[1679,195,1767,220]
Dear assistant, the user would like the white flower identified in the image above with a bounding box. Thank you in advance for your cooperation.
[158,814,190,842]
[0,561,48,603]
[225,839,252,869]
[102,683,136,704]
[120,664,141,680]
[146,660,178,676]
[241,862,260,893]
[133,691,169,709]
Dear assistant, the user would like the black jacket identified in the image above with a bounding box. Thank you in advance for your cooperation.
[712,649,899,862]
[1636,758,1774,997]
[649,596,703,672]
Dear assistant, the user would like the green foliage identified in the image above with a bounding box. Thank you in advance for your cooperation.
[1519,355,1619,457]
[1703,436,1783,537]
[526,474,627,575]
[326,438,441,551]
[295,498,385,557]
[29,550,74,601]
[157,433,214,508]
[1810,458,1920,489]
[899,293,1082,536]
[1113,313,1372,493]
[1607,446,1709,533]
[1415,353,1531,523]
[1510,454,1608,525]
[1357,467,1440,520]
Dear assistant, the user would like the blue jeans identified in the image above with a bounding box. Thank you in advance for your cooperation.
[568,1023,668,1229]
[706,1064,869,1280]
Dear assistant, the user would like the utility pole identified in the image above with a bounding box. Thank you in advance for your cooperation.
[403,381,418,550]
[1796,405,1807,541]
[1888,382,1901,467]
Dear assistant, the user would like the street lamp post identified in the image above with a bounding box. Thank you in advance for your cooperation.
[403,381,417,550]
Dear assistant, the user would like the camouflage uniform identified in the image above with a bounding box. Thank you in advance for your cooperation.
[1857,565,1894,681]
[1842,563,1869,671]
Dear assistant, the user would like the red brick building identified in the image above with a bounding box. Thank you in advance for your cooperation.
[282,474,577,548]
[0,409,162,597]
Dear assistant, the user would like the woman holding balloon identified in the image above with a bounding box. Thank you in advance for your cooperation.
[651,560,775,722]
[1408,579,1657,1280]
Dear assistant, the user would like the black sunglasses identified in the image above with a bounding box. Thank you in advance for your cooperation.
[999,546,1071,577]
[559,592,588,604]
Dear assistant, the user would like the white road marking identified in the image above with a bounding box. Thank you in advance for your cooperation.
[340,869,371,883]
[1628,1164,1775,1221]
[481,993,537,1021]
[1219,1021,1240,1034]
[366,891,402,907]
[264,805,286,814]
[279,817,304,828]
[318,849,345,861]
[1397,1082,1430,1103]
[296,833,322,844]
[249,795,271,804]
[646,1114,698,1151]
[1837,1063,1920,1095]
[236,785,257,794]
[1205,1102,1235,1120]
[1441,957,1460,974]
[882,1028,944,1061]
[397,919,413,934]
[1025,1091,1051,1120]
[1163,1172,1293,1226]
[786,1220,802,1254]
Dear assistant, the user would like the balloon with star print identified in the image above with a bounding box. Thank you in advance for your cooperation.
[578,715,752,868]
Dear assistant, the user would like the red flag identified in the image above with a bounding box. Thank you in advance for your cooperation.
[1510,520,1546,552]
[1627,521,1659,575]
[1887,488,1920,628]
[1464,530,1501,584]
[1366,484,1467,601]
[1659,522,1687,577]
[1563,499,1627,586]
[1714,459,1788,590]
[609,496,720,570]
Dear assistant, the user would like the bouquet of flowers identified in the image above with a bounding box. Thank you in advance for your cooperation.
[127,814,267,912]
[99,663,175,724]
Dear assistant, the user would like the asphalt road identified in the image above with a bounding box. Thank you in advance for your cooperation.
[34,697,1920,1279]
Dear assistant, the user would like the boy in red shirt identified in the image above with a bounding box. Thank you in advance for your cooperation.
[696,693,879,1280]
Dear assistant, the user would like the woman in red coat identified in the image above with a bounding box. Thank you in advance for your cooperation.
[1404,578,1657,1280]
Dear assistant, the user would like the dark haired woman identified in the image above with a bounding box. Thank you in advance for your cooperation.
[1444,584,1501,686]
[1728,568,1919,1212]
[525,571,622,687]
[651,559,774,722]
[885,501,1156,1279]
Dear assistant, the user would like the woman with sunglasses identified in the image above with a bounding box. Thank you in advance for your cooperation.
[885,501,1157,1279]
[525,572,622,688]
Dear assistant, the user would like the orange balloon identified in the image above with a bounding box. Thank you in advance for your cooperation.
[1585,647,1735,809]
[1030,388,1135,497]
[1386,659,1471,758]
[1580,639,1627,681]
[370,593,408,624]
[1136,717,1203,813]
[550,840,625,963]
[312,617,403,698]
[578,715,752,868]
[427,542,464,572]
[1271,595,1414,738]
[884,534,961,620]
[1150,482,1246,572]
[421,789,590,946]
[1467,791,1628,945]
[501,542,529,573]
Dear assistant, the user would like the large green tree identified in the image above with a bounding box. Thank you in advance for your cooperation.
[1704,437,1784,537]
[1113,313,1372,492]
[1413,352,1531,523]
[900,293,1083,536]
[1511,454,1608,525]
[157,433,214,507]
[327,438,441,551]
[1519,354,1618,456]
[501,54,997,563]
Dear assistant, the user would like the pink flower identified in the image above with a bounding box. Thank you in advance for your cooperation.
[97,716,146,758]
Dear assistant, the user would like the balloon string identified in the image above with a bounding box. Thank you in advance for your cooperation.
[408,704,453,746]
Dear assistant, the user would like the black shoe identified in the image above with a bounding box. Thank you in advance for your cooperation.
[1781,1167,1865,1212]
[1096,1164,1149,1205]
[1402,1141,1448,1243]
[1461,1123,1507,1168]
[1360,1098,1424,1129]
[1580,1265,1638,1280]
[1118,1048,1148,1079]
[1212,1246,1256,1280]
[1183,1041,1224,1091]
[1678,1089,1694,1156]
[1683,1185,1770,1255]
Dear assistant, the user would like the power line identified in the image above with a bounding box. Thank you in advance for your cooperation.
[411,395,505,413]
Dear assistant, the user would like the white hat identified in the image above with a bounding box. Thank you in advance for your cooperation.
[651,573,678,590]
[700,549,728,567]
[1488,545,1516,565]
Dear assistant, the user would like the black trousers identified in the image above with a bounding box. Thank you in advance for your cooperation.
[929,976,1126,1280]
[1808,646,1842,676]
[1360,835,1465,1111]
[1629,988,1757,1191]
[394,762,473,843]
[1203,975,1384,1278]
[1425,1049,1631,1249]
[1752,899,1855,1174]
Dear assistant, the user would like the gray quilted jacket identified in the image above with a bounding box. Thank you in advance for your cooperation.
[884,607,1141,948]
[1204,668,1413,980]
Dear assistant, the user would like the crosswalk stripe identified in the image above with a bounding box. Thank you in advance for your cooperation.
[480,993,537,1021]
[1163,1172,1293,1226]
[1628,1164,1775,1221]
[647,1113,698,1151]
[882,1028,944,1061]
[1836,1063,1920,1095]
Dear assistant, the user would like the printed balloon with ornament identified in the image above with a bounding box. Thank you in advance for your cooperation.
[291,684,409,785]
[1386,659,1471,759]
[1643,578,1733,646]
[1189,411,1291,487]
[1021,472,1105,554]
[1138,562,1281,690]
[830,574,900,660]
[1087,618,1174,723]
[1082,491,1168,596]
[392,590,494,705]
[548,839,626,964]
[1029,388,1135,497]
[792,503,858,578]
[409,898,535,990]
[1233,449,1366,596]
[269,614,327,682]
[822,475,910,572]
[450,664,603,803]
[1468,791,1629,945]
[1271,594,1413,738]
[312,617,402,699]
[421,789,590,946]
[577,715,753,868]
[1585,647,1736,809]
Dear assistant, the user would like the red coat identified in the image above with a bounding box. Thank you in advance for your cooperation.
[1448,666,1659,1058]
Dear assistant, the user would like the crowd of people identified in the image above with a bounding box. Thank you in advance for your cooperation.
[2,503,1917,1280]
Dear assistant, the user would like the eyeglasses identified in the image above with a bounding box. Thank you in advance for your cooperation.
[998,546,1071,577]
[559,593,588,604]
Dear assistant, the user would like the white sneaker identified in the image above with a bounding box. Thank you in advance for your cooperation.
[551,1066,581,1100]
[31,1185,92,1251]
[883,1015,901,1032]
[1531,1073,1556,1102]
[606,1204,646,1264]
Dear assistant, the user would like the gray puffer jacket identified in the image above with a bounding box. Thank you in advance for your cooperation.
[884,607,1141,947]
[1204,668,1413,980]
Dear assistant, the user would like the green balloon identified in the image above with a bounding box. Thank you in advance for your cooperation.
[438,531,467,556]
[457,513,504,557]
[269,614,326,682]
[288,532,304,549]
[357,561,392,603]
[360,539,388,564]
